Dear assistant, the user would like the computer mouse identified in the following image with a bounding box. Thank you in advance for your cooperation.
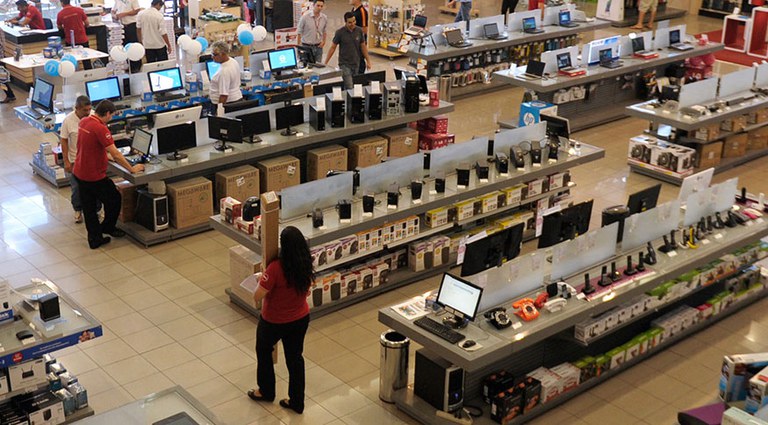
[461,340,476,348]
[16,329,33,341]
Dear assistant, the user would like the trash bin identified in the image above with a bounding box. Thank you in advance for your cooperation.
[379,330,409,403]
[439,75,452,102]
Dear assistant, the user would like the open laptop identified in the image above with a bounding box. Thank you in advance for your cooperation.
[484,23,508,40]
[522,17,544,34]
[631,37,658,59]
[127,128,153,165]
[558,10,579,28]
[405,15,427,36]
[598,48,623,69]
[669,29,694,51]
[518,60,546,80]
[444,28,473,48]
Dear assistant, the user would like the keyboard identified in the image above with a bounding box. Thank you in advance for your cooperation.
[23,107,43,120]
[414,316,466,344]
[274,71,301,81]
[156,93,186,102]
[449,41,473,48]
[670,43,693,51]
[115,103,132,111]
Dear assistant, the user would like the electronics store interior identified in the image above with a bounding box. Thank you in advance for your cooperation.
[3,0,768,423]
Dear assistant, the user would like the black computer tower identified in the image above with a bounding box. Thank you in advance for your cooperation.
[346,90,366,123]
[404,76,420,113]
[365,87,383,120]
[325,93,346,128]
[136,190,169,232]
[414,349,464,412]
[309,104,326,131]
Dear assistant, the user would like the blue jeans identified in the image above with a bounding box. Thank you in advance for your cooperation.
[455,1,472,22]
[68,172,101,212]
[339,64,357,89]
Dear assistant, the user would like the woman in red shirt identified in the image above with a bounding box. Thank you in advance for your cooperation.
[248,226,313,414]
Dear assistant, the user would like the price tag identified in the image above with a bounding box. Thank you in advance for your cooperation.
[714,233,724,240]
[667,251,678,257]
[701,239,711,245]
[747,221,754,227]
[511,322,522,330]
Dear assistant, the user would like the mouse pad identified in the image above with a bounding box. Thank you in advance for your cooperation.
[457,341,482,352]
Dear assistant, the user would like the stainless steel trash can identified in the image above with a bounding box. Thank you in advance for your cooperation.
[439,75,452,102]
[379,330,409,403]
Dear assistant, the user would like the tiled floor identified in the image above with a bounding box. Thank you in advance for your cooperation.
[1,3,768,425]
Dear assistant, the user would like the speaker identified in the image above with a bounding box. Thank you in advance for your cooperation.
[602,205,630,243]
[365,88,383,120]
[122,77,131,97]
[331,282,341,300]
[38,293,60,322]
[312,287,323,307]
[309,105,326,131]
[414,349,464,412]
[404,76,420,113]
[347,90,366,123]
[136,190,169,232]
[325,93,345,128]
[347,278,357,296]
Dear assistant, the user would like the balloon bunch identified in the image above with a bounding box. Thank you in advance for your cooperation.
[44,54,78,78]
[236,24,267,46]
[109,42,146,63]
[177,35,209,56]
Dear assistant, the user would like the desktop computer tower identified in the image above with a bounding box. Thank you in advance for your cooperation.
[309,105,326,131]
[346,90,366,123]
[414,349,464,412]
[403,76,420,113]
[325,93,346,128]
[365,87,383,120]
[136,190,169,232]
[383,82,402,115]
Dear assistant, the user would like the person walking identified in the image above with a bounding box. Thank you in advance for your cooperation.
[350,0,368,74]
[500,0,518,16]
[73,100,144,249]
[112,0,142,72]
[325,12,372,89]
[296,0,327,64]
[57,0,92,69]
[60,96,101,223]
[0,66,16,104]
[209,41,243,105]
[248,226,314,415]
[137,0,171,63]
[631,0,658,30]
[447,0,472,23]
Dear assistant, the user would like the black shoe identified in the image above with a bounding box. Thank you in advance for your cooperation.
[106,229,126,237]
[279,399,303,414]
[0,97,16,104]
[88,237,111,249]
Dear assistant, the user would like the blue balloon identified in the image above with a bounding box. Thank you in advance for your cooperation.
[196,37,209,52]
[44,60,60,77]
[238,30,254,46]
[61,54,77,68]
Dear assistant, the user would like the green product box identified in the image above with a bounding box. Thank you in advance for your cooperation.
[606,347,627,370]
[573,356,596,383]
[623,340,641,362]
[634,333,650,356]
[648,328,663,348]
[594,355,610,377]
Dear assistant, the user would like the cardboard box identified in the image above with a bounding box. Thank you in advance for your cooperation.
[721,353,768,402]
[215,165,260,203]
[696,141,723,169]
[8,359,46,391]
[381,127,419,157]
[418,131,455,150]
[167,177,213,229]
[425,207,450,228]
[693,124,721,142]
[349,136,388,169]
[747,368,768,414]
[722,133,748,158]
[229,245,262,310]
[115,180,138,223]
[418,115,449,133]
[748,127,768,151]
[257,156,300,193]
[306,145,348,180]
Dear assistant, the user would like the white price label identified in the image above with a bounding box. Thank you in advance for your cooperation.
[667,251,678,257]
[714,233,724,240]
[702,239,711,245]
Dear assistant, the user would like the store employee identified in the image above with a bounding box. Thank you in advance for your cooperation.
[209,41,243,105]
[7,0,45,30]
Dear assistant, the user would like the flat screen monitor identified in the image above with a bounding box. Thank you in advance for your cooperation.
[556,53,571,69]
[295,45,317,64]
[269,89,304,104]
[275,104,304,130]
[538,199,594,248]
[156,122,196,155]
[669,29,681,45]
[678,167,714,201]
[32,78,55,113]
[460,223,524,277]
[313,81,344,96]
[522,17,537,30]
[206,60,221,78]
[148,67,183,94]
[526,60,546,77]
[352,70,386,87]
[85,76,122,104]
[627,183,662,214]
[131,128,153,155]
[559,10,572,25]
[393,66,409,80]
[208,116,244,143]
[236,110,271,137]
[540,113,570,139]
[268,48,298,73]
[436,273,483,321]
[223,98,262,113]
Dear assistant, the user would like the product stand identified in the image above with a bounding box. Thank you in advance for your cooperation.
[494,42,724,132]
[405,20,610,99]
[367,0,423,58]
[379,209,768,425]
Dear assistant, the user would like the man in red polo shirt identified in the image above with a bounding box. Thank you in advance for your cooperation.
[57,0,91,69]
[8,0,45,30]
[73,100,144,249]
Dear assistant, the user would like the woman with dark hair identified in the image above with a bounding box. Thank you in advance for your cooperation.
[248,226,314,414]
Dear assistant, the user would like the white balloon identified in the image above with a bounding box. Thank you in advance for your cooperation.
[177,34,192,48]
[252,26,267,42]
[237,23,251,34]
[186,40,203,55]
[110,45,128,61]
[127,43,145,61]
[58,60,76,78]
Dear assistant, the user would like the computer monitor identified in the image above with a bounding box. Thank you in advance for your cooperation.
[235,109,271,142]
[678,167,714,201]
[460,223,524,277]
[268,48,298,73]
[313,81,344,96]
[208,115,244,151]
[484,23,500,38]
[556,53,571,70]
[436,273,483,322]
[540,114,571,139]
[131,128,153,156]
[152,105,203,129]
[522,17,537,31]
[295,45,316,65]
[669,29,681,45]
[275,103,304,136]
[157,122,196,160]
[223,98,262,113]
[32,78,55,114]
[393,66,409,80]
[559,10,572,25]
[538,199,594,248]
[352,70,386,87]
[147,67,183,94]
[268,89,304,104]
[206,60,221,78]
[627,184,662,215]
[85,76,122,104]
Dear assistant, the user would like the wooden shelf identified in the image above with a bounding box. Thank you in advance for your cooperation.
[369,46,403,58]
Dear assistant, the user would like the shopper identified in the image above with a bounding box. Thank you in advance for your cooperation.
[248,226,313,415]
[209,41,243,105]
[57,0,92,70]
[0,66,15,104]
[501,0,519,16]
[137,0,171,63]
[325,12,372,89]
[7,0,45,30]
[631,0,657,29]
[447,0,472,23]
[349,0,368,74]
[296,0,327,65]
[73,100,144,249]
[246,0,262,26]
[61,96,102,223]
[112,0,142,72]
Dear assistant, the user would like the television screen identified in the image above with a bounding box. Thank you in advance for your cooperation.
[460,223,524,277]
[148,68,183,94]
[85,77,122,103]
[268,48,298,72]
[32,78,55,112]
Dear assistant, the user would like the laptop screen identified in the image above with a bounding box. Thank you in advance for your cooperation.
[526,60,546,76]
[599,48,613,63]
[444,29,464,45]
[413,15,427,28]
[556,53,571,69]
[669,29,680,44]
[131,128,153,155]
[484,23,499,37]
[522,17,536,30]
[631,37,645,53]
[559,11,571,25]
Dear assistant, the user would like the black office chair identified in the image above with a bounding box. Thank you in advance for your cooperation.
[43,18,53,29]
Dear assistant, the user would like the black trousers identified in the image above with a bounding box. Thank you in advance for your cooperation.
[256,314,309,410]
[74,175,121,246]
[2,83,15,100]
[501,0,519,14]
[146,46,169,63]
[123,23,142,73]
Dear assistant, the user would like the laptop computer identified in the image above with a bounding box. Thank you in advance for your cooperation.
[632,37,658,59]
[444,28,473,48]
[127,128,153,165]
[405,15,427,36]
[598,48,623,69]
[668,29,694,51]
[522,17,544,34]
[558,10,579,28]
[484,23,508,40]
[518,60,546,80]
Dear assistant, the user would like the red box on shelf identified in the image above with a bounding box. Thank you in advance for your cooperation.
[418,115,449,134]
[418,132,455,150]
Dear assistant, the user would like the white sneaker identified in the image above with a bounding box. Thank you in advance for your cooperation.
[74,211,83,224]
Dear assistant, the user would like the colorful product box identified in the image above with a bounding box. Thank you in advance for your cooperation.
[720,353,768,402]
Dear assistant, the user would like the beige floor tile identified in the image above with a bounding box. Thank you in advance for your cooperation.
[326,325,379,352]
[305,367,345,398]
[88,387,134,414]
[311,312,359,336]
[201,345,255,375]
[56,350,99,375]
[244,415,285,425]
[187,376,243,408]
[179,329,233,357]
[69,284,117,307]
[103,355,159,386]
[104,311,155,338]
[86,298,135,322]
[164,359,220,388]
[175,290,223,313]
[346,371,381,403]
[196,303,248,327]
[37,259,82,280]
[159,314,211,341]
[101,275,152,297]
[83,338,138,367]
[76,368,122,395]
[339,403,411,425]
[526,408,581,425]
[142,342,197,371]
[48,271,101,292]
[139,267,184,286]
[222,363,258,393]
[273,399,338,425]
[140,301,189,325]
[318,351,378,383]
[208,396,275,425]
[121,287,170,310]
[312,385,373,418]
[88,262,133,284]
[122,373,176,399]
[215,318,258,344]
[122,327,174,353]
[303,335,352,364]
[154,278,204,298]
[610,387,667,419]
[559,391,607,417]
[577,402,639,424]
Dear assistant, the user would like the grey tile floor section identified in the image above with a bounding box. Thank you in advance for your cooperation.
[0,3,767,424]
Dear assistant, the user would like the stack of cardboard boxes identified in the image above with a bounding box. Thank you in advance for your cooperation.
[416,115,455,150]
[349,136,389,169]
[32,142,65,182]
[693,109,768,168]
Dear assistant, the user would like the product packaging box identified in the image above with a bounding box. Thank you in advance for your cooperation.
[693,124,721,142]
[408,241,428,272]
[723,407,768,425]
[454,200,475,221]
[167,177,213,229]
[549,363,580,393]
[425,207,450,228]
[418,131,455,150]
[257,155,301,193]
[748,127,768,151]
[503,185,525,206]
[215,165,260,203]
[696,141,723,169]
[606,347,626,370]
[490,388,522,423]
[349,136,388,169]
[418,115,449,133]
[229,245,262,309]
[9,359,47,392]
[381,127,419,157]
[220,197,242,224]
[745,366,768,414]
[114,180,138,223]
[483,370,515,404]
[16,390,65,425]
[722,133,748,158]
[720,353,768,401]
[306,145,348,180]
[526,367,561,404]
